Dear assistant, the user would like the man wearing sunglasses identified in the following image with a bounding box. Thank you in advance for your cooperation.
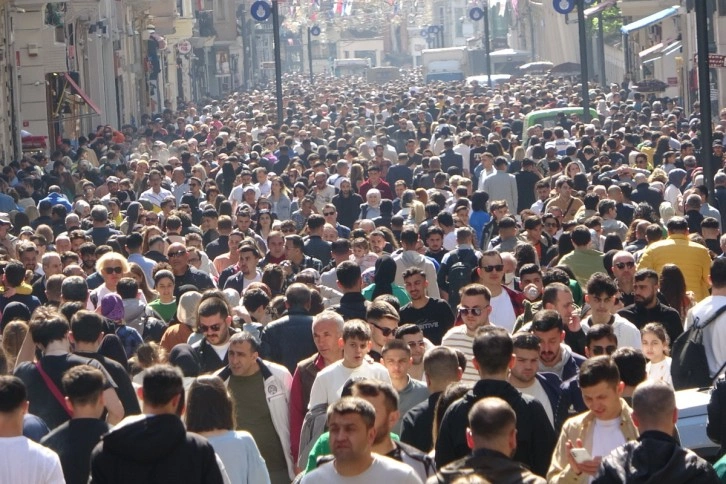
[190,296,238,374]
[618,269,684,345]
[365,301,400,363]
[610,250,636,307]
[475,250,524,334]
[166,242,214,298]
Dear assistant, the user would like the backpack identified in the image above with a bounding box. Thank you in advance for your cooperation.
[297,403,329,470]
[446,249,479,309]
[671,304,726,390]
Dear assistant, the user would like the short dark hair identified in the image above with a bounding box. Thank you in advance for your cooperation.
[229,331,261,352]
[29,309,69,346]
[712,258,726,289]
[336,261,362,289]
[512,332,541,351]
[586,323,617,346]
[395,323,422,339]
[351,378,399,412]
[327,396,376,429]
[381,338,410,357]
[472,326,513,374]
[185,375,235,433]
[70,310,104,343]
[586,272,618,297]
[342,319,371,342]
[578,355,621,389]
[197,296,229,320]
[242,288,270,313]
[62,365,105,406]
[531,309,564,333]
[666,216,688,233]
[285,234,304,250]
[0,375,27,413]
[633,269,658,284]
[307,214,325,230]
[571,225,592,246]
[61,276,88,302]
[116,277,139,299]
[612,347,647,387]
[460,283,492,302]
[142,364,184,407]
[402,267,426,280]
[4,261,25,287]
[366,300,400,323]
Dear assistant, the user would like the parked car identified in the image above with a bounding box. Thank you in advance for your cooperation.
[676,387,719,461]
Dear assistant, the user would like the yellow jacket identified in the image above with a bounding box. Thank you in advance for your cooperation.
[547,399,638,484]
[637,233,712,301]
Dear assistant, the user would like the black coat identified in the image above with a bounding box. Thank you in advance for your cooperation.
[430,448,546,484]
[631,183,663,212]
[333,292,369,321]
[593,431,719,484]
[90,414,225,484]
[260,307,315,375]
[332,192,363,230]
[434,379,556,477]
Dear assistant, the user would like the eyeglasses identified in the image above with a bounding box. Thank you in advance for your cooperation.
[458,306,488,316]
[370,322,396,337]
[614,261,635,270]
[481,264,504,273]
[591,345,617,356]
[323,211,336,216]
[168,250,187,258]
[103,266,123,275]
[199,323,222,333]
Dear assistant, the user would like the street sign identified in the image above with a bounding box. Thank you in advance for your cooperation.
[694,53,726,68]
[469,7,484,21]
[420,29,428,38]
[310,25,321,36]
[553,0,574,14]
[428,25,440,34]
[177,40,192,54]
[251,0,272,21]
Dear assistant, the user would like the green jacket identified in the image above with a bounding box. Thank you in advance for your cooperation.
[558,248,605,287]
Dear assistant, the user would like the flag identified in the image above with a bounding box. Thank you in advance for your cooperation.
[334,0,343,15]
[344,0,353,16]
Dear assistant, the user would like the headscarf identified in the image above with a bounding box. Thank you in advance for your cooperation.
[667,168,687,188]
[0,302,30,333]
[371,255,396,300]
[125,202,141,235]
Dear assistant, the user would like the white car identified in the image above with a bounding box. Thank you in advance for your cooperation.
[676,387,719,461]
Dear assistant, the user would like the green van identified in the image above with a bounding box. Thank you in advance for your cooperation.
[522,107,599,144]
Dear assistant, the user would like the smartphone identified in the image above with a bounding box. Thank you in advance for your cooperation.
[570,448,592,464]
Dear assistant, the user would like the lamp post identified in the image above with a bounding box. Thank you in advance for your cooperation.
[576,0,591,122]
[483,4,492,87]
[271,0,283,122]
[695,0,714,202]
[307,26,314,84]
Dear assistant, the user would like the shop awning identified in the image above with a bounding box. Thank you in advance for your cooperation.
[621,6,680,34]
[584,0,615,19]
[63,72,101,115]
[640,40,682,63]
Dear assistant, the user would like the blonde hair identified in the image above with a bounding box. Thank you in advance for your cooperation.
[95,252,130,274]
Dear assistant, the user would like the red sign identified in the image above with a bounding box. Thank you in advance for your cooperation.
[694,54,726,68]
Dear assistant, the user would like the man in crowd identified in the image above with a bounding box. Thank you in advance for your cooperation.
[531,309,585,382]
[400,267,454,345]
[190,296,239,373]
[380,339,429,434]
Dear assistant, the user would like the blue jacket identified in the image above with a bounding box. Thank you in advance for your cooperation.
[556,375,587,431]
[562,351,586,382]
[38,192,73,212]
[536,372,563,419]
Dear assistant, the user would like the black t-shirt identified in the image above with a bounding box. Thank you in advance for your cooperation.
[41,418,111,484]
[14,354,116,430]
[75,351,141,417]
[399,298,456,345]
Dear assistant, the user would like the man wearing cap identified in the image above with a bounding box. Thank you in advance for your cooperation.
[85,205,120,247]
[100,177,121,201]
[0,212,17,258]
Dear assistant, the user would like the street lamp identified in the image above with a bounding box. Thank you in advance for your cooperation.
[469,5,491,87]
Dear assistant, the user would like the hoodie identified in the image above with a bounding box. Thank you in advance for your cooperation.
[393,250,441,298]
[90,413,226,484]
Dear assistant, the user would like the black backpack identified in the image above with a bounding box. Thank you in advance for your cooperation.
[671,304,726,390]
[445,249,479,310]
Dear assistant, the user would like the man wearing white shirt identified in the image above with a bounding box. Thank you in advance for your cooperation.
[581,273,642,350]
[139,169,172,213]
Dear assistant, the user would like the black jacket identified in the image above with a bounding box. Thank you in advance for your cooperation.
[332,192,363,230]
[631,183,663,212]
[191,328,239,374]
[429,448,546,484]
[434,379,556,477]
[260,307,315,375]
[618,302,684,345]
[90,413,225,484]
[556,375,587,430]
[593,431,719,483]
[333,292,369,321]
[708,377,726,457]
[401,391,440,453]
[303,235,332,267]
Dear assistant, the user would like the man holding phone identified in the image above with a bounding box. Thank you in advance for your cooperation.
[547,356,638,482]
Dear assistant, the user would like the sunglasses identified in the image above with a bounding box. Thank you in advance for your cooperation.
[323,212,336,216]
[591,345,617,356]
[614,261,635,270]
[103,266,123,275]
[168,250,187,258]
[481,264,504,273]
[458,307,485,316]
[199,323,222,333]
[370,322,396,337]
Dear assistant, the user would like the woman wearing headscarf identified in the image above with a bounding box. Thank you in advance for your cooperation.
[0,301,30,333]
[159,289,202,353]
[120,201,142,235]
[664,168,687,215]
[361,255,411,306]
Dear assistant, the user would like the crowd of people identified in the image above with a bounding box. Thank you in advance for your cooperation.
[3,71,726,483]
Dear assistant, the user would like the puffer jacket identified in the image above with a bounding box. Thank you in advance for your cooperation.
[637,233,712,301]
[593,431,719,483]
[393,250,440,298]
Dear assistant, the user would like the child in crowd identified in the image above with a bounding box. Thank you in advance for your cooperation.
[99,293,143,359]
[350,237,378,272]
[641,322,672,387]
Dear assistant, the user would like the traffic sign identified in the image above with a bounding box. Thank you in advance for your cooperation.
[420,29,428,38]
[177,40,192,54]
[553,0,574,14]
[310,25,321,36]
[251,0,272,21]
[469,7,484,21]
[428,25,440,34]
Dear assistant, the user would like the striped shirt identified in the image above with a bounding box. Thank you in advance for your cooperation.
[441,325,480,385]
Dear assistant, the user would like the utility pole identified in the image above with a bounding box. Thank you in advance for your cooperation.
[695,0,714,202]
[272,0,283,122]
[577,0,591,122]
[483,3,492,87]
[307,26,314,84]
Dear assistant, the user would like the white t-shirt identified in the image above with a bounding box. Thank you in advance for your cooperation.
[308,360,392,409]
[647,357,673,387]
[210,340,231,361]
[590,416,626,467]
[301,454,422,484]
[582,315,642,350]
[489,290,517,333]
[0,436,65,484]
[519,378,554,428]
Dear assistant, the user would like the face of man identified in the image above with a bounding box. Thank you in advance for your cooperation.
[267,235,285,258]
[400,333,426,366]
[236,215,252,231]
[167,244,189,272]
[403,273,428,302]
[284,240,301,262]
[238,249,260,277]
[559,182,573,198]
[548,289,575,322]
[328,411,375,463]
[353,390,397,446]
[43,254,62,277]
[149,173,162,190]
[199,312,231,346]
[586,337,617,358]
[611,255,635,285]
[586,292,617,323]
[228,340,258,376]
[581,380,624,420]
[81,252,96,271]
[21,249,37,271]
[323,208,338,224]
[426,233,443,252]
[510,347,540,386]
[369,317,398,349]
[533,327,563,366]
[313,319,342,363]
[458,293,491,335]
[633,277,658,307]
[71,237,85,253]
[520,272,543,296]
[478,254,504,287]
[341,337,370,367]
[382,348,411,383]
